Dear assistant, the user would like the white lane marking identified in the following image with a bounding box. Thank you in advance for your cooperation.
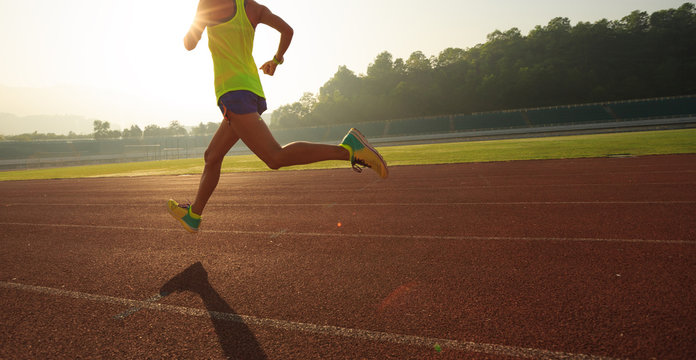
[0,280,620,360]
[4,200,696,207]
[269,229,287,239]
[1,222,694,245]
[357,178,382,192]
[113,292,169,320]
[6,182,693,196]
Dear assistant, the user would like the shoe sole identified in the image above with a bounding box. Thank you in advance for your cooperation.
[167,204,199,233]
[350,128,389,178]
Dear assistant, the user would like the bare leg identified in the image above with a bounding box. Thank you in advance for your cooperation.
[191,121,239,215]
[228,112,350,170]
[191,112,349,215]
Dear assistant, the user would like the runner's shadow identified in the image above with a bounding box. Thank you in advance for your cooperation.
[160,262,267,360]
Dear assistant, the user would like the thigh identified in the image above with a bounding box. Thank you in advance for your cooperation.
[226,112,282,161]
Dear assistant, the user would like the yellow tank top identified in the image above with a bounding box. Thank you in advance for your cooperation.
[207,0,265,102]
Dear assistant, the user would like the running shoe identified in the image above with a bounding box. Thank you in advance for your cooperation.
[340,128,388,179]
[167,199,201,233]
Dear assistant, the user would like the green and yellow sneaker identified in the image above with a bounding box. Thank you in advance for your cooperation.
[340,128,388,179]
[167,199,201,233]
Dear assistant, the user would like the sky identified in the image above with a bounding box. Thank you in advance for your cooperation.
[0,0,689,134]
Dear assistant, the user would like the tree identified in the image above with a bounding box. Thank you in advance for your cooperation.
[168,121,188,136]
[206,122,219,134]
[93,120,110,139]
[191,122,207,136]
[434,47,466,68]
[367,51,394,78]
[405,51,432,73]
[270,93,317,128]
[191,121,219,135]
[143,124,164,137]
[271,104,301,128]
[93,120,120,139]
[319,65,362,101]
[618,10,650,33]
[298,92,317,117]
[266,3,696,127]
[122,125,142,139]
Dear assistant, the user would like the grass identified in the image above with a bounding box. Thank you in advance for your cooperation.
[381,128,696,166]
[1,128,694,181]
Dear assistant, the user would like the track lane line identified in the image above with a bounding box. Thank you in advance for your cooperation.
[5,200,696,207]
[0,280,621,360]
[113,292,170,320]
[1,222,694,245]
[5,181,694,194]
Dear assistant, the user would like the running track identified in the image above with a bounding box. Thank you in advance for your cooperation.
[1,154,695,359]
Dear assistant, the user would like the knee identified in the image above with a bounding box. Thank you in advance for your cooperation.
[204,148,224,166]
[264,158,281,170]
[261,152,283,170]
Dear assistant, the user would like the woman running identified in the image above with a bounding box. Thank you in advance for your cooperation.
[168,0,388,233]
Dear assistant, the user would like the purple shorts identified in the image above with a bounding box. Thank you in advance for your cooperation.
[217,90,267,117]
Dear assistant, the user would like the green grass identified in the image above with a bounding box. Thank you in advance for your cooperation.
[1,128,694,181]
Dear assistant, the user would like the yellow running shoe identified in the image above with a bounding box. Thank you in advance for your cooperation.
[167,199,201,233]
[340,128,388,179]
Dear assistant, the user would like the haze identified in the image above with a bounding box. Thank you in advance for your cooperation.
[0,0,687,135]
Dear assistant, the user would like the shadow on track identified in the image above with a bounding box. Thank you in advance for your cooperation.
[160,262,267,360]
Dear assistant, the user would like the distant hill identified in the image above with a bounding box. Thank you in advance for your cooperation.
[0,113,96,135]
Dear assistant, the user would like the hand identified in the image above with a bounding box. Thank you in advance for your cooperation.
[260,60,278,76]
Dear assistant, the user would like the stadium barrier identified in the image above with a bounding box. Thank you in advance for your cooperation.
[1,95,694,170]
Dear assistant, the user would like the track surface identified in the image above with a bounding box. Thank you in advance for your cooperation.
[1,154,695,359]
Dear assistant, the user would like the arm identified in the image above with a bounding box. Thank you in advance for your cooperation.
[257,5,294,76]
[183,0,209,51]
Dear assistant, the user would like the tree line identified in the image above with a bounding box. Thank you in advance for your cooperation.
[1,120,221,141]
[94,120,221,139]
[271,3,696,128]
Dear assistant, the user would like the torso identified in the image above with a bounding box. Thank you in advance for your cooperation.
[205,0,266,100]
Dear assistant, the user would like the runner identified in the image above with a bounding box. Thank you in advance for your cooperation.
[168,0,388,233]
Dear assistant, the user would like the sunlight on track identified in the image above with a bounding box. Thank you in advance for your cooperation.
[2,157,694,358]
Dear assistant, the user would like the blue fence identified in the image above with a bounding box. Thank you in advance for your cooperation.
[2,95,694,169]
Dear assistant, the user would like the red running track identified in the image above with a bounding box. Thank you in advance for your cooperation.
[0,154,695,359]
